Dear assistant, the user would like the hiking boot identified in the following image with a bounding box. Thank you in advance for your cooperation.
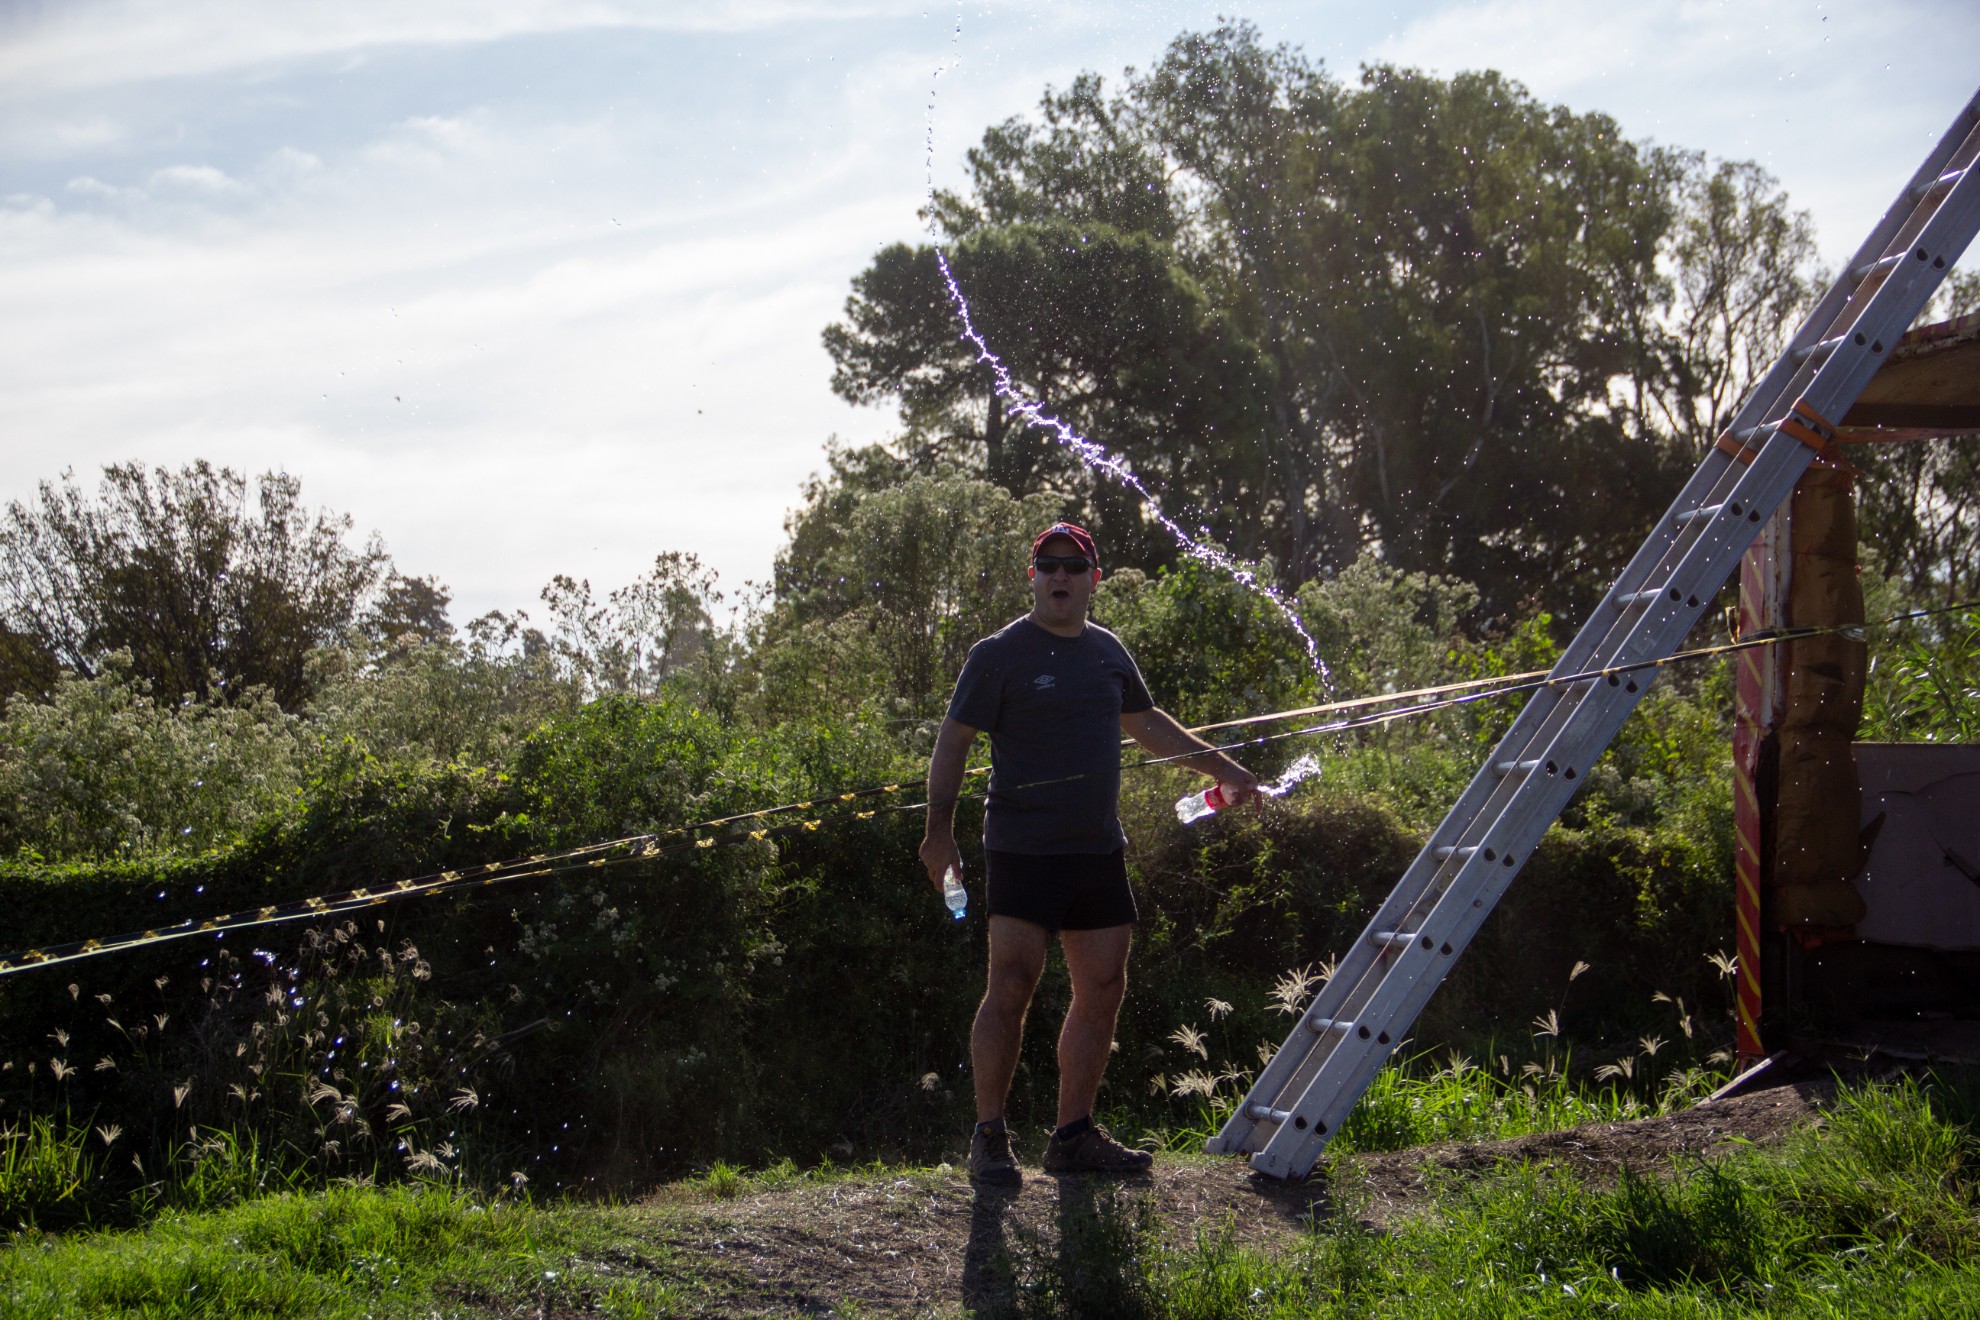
[1043,1121,1153,1175]
[968,1122,1022,1187]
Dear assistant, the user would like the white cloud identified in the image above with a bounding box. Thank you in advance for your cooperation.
[64,175,137,201]
[149,163,244,193]
[0,0,942,101]
[24,114,129,156]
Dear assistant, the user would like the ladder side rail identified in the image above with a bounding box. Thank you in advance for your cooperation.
[1247,319,1951,1173]
[1830,90,1980,297]
[1753,132,1980,443]
[1210,845,1508,1153]
[1234,388,1875,1163]
[1595,459,1750,628]
[1378,252,1885,843]
[1213,672,1612,1152]
[1587,129,1980,700]
[1249,811,1586,1174]
[1349,435,1783,998]
[1251,657,1713,1172]
[1219,662,1673,1153]
[1207,784,1513,1155]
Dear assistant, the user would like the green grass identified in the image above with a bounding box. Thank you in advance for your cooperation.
[1333,1047,1732,1153]
[6,1078,1975,1317]
[1146,1046,1729,1157]
[0,1150,944,1317]
[0,1119,94,1233]
[665,1153,917,1201]
[0,1185,684,1318]
[1068,1079,1980,1319]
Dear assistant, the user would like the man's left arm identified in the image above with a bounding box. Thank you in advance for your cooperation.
[1119,708,1261,806]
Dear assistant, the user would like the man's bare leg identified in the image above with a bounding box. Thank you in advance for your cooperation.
[973,915,1049,1121]
[1055,924,1132,1126]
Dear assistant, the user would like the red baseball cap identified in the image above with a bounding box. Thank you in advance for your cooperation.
[1031,521,1098,562]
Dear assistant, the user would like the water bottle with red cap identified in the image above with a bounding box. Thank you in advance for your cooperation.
[1174,783,1228,825]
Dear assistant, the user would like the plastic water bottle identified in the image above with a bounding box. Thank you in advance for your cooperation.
[1175,783,1228,825]
[942,865,967,920]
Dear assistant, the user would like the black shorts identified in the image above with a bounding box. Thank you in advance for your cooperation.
[985,849,1137,932]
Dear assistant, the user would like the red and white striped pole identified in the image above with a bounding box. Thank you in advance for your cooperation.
[1732,508,1788,1068]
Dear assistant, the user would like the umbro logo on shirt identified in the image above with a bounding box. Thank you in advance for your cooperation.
[1033,674,1056,689]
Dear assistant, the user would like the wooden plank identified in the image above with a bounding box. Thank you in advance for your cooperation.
[1839,312,1980,438]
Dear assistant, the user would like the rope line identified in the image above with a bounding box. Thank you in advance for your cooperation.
[1,602,1969,978]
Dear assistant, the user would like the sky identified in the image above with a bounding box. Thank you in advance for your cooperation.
[2,0,1976,624]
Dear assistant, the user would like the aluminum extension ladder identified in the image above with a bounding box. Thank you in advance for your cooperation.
[1211,87,1980,1180]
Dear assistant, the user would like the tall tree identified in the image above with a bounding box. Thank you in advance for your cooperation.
[1858,438,1980,611]
[536,552,726,700]
[0,462,388,708]
[827,24,1745,619]
[1654,157,1822,454]
[824,222,1271,571]
[363,572,455,652]
[1133,28,1690,609]
[1127,24,1357,578]
[763,459,1059,720]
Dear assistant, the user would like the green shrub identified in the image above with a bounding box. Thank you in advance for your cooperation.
[1863,603,1980,742]
[303,633,583,770]
[0,1116,94,1231]
[760,464,1059,724]
[0,657,304,861]
[1095,555,1323,732]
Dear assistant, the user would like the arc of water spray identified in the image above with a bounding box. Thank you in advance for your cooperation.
[919,11,1332,689]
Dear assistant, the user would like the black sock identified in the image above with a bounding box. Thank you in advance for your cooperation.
[975,1117,1006,1136]
[1053,1115,1092,1142]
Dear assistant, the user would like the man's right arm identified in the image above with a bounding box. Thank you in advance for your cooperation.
[919,716,977,891]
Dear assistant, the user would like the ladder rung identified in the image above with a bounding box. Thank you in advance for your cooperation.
[1492,758,1542,777]
[1674,502,1727,527]
[1433,844,1478,860]
[1245,1102,1294,1124]
[1733,407,1806,444]
[1306,1016,1352,1035]
[1791,334,1846,365]
[1912,166,1967,200]
[1851,252,1904,283]
[1373,930,1421,948]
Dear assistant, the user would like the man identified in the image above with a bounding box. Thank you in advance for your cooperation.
[920,522,1259,1186]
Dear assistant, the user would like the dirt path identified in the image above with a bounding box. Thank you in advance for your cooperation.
[589,1080,1831,1317]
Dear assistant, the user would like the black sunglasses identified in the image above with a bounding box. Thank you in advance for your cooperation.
[1033,555,1094,576]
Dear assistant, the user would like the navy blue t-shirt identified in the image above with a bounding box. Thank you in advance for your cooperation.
[946,616,1154,854]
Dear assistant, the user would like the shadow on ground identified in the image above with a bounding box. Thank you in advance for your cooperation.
[611,1081,1827,1316]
